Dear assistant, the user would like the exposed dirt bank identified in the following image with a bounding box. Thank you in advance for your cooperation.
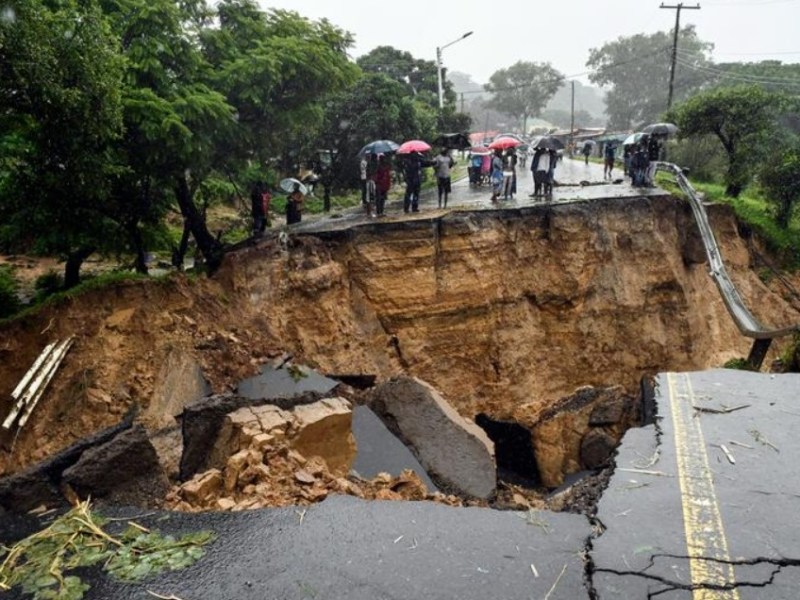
[1,196,797,475]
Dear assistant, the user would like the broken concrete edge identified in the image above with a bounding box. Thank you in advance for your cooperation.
[0,405,139,513]
[368,376,497,500]
[178,390,331,481]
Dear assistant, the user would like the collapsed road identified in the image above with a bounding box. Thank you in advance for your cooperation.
[2,159,800,599]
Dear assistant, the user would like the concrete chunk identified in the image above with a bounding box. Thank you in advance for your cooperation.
[370,377,496,499]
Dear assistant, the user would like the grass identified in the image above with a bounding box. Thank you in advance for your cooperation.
[656,173,800,269]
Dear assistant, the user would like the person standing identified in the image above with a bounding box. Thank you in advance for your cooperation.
[359,154,369,206]
[645,134,661,186]
[286,182,304,225]
[433,148,455,208]
[582,141,592,165]
[502,148,517,200]
[603,144,616,179]
[631,144,649,187]
[529,149,542,197]
[490,149,504,202]
[533,148,551,198]
[375,154,392,216]
[403,152,425,213]
[250,181,267,236]
[545,150,558,196]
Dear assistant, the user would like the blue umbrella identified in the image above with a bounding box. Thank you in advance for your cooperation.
[358,139,399,156]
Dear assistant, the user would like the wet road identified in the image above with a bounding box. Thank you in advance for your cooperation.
[294,157,669,235]
[594,369,800,599]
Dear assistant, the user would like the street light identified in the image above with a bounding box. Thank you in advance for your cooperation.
[436,31,473,110]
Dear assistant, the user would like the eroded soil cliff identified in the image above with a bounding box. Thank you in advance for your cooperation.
[1,195,797,475]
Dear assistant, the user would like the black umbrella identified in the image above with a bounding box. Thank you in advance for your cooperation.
[434,133,471,150]
[642,122,679,136]
[534,136,565,151]
[358,139,399,156]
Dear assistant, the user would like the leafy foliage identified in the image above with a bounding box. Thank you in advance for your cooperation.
[668,85,785,197]
[0,500,214,600]
[759,139,800,228]
[587,26,713,129]
[485,61,564,131]
[0,266,21,319]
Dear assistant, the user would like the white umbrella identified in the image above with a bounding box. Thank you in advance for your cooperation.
[279,178,308,195]
[623,132,646,146]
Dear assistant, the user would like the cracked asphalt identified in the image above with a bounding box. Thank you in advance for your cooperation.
[593,369,800,599]
[4,370,799,599]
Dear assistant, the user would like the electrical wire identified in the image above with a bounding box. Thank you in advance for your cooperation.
[674,54,800,87]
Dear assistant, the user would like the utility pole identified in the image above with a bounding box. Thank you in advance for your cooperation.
[460,93,465,113]
[661,2,700,110]
[569,80,575,154]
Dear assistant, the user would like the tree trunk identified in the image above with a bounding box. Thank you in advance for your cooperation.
[129,224,148,275]
[64,246,96,289]
[171,219,191,270]
[174,174,224,271]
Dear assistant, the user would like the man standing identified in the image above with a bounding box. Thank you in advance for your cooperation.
[359,154,369,207]
[403,152,425,213]
[582,141,592,165]
[433,148,455,208]
[603,144,616,180]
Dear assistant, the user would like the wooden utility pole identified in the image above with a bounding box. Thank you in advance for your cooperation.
[661,2,701,109]
[569,80,575,153]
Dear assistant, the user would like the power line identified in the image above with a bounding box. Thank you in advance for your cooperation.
[674,55,800,87]
[661,2,702,109]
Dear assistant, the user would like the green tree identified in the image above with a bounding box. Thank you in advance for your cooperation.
[358,46,447,109]
[760,140,800,228]
[668,85,783,197]
[0,0,124,287]
[485,62,563,132]
[317,73,438,187]
[587,26,713,130]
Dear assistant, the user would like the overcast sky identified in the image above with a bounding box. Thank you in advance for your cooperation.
[261,0,800,85]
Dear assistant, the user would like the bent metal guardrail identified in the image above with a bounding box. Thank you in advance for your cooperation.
[657,162,799,342]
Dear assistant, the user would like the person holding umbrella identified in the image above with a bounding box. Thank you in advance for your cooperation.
[286,181,305,225]
[375,154,392,217]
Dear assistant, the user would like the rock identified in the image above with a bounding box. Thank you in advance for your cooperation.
[181,469,223,505]
[290,398,356,476]
[251,432,276,452]
[389,470,428,501]
[369,377,496,499]
[145,349,211,430]
[294,469,316,485]
[224,450,250,493]
[216,497,237,511]
[61,425,168,506]
[589,399,625,426]
[580,429,617,469]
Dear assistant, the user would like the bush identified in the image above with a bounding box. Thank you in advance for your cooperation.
[722,357,752,371]
[34,270,63,302]
[0,265,21,319]
[665,136,728,183]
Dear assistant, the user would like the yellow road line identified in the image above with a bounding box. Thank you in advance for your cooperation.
[667,372,740,600]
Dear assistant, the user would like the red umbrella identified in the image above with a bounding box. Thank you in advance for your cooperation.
[397,140,432,154]
[469,146,492,156]
[488,136,521,150]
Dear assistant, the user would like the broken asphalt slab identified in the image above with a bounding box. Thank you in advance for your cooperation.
[1,495,590,600]
[593,369,800,599]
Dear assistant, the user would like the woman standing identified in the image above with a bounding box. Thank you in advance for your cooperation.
[375,154,392,216]
[286,182,305,225]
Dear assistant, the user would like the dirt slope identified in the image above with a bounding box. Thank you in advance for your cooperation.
[1,196,797,475]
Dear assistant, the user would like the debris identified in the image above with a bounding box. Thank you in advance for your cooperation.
[3,337,74,431]
[714,444,736,465]
[632,448,661,469]
[0,499,213,600]
[693,404,750,415]
[543,564,568,600]
[729,440,754,450]
[749,429,780,453]
[617,468,672,477]
[393,535,404,544]
[530,563,539,578]
[147,592,186,600]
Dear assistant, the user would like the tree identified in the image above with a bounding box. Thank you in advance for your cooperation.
[358,46,448,109]
[587,26,713,130]
[316,73,438,188]
[760,141,800,228]
[485,62,563,132]
[668,85,783,197]
[540,109,603,129]
[0,0,125,287]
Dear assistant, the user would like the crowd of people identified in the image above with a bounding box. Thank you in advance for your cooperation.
[250,132,669,234]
